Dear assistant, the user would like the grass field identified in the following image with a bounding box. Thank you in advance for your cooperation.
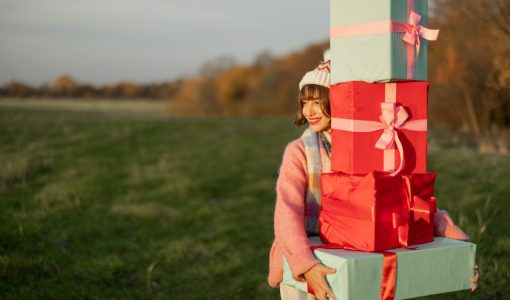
[0,100,509,299]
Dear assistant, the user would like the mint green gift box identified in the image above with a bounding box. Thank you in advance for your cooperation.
[330,0,433,84]
[282,237,476,299]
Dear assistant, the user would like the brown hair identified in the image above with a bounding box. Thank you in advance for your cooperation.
[294,84,331,128]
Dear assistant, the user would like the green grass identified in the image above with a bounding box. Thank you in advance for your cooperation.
[0,104,509,299]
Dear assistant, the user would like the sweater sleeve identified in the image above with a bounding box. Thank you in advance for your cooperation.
[274,140,320,282]
[433,208,470,241]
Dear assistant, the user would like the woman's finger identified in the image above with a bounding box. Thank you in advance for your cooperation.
[471,264,480,283]
[471,264,479,292]
[315,290,327,300]
[318,264,336,275]
[325,286,337,300]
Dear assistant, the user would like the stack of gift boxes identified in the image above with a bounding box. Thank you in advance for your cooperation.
[283,0,476,299]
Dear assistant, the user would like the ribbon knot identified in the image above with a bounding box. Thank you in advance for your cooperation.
[408,25,419,43]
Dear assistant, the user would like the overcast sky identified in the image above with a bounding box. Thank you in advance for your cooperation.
[0,0,328,85]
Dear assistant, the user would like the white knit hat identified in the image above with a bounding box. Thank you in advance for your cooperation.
[298,49,331,91]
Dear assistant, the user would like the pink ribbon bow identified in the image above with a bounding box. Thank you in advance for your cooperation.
[375,103,409,149]
[375,103,410,176]
[396,10,439,57]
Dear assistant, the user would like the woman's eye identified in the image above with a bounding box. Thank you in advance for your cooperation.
[314,101,320,105]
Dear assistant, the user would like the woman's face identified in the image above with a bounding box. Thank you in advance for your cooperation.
[302,98,331,132]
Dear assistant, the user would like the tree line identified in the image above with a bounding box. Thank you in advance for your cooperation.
[0,75,181,100]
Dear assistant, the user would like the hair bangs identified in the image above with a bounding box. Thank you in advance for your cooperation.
[299,84,328,102]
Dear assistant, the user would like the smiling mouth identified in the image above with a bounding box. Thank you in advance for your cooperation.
[308,117,321,125]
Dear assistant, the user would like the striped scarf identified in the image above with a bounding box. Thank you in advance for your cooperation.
[301,128,331,236]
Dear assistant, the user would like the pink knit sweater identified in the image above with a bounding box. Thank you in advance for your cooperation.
[267,138,469,288]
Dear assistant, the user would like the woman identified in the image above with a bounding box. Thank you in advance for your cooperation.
[267,50,471,300]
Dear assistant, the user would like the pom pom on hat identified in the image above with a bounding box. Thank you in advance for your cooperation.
[323,49,331,63]
[298,49,331,91]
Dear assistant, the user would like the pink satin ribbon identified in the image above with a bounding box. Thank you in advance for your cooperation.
[330,1,439,79]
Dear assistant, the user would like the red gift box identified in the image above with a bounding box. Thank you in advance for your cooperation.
[330,81,429,175]
[319,171,437,252]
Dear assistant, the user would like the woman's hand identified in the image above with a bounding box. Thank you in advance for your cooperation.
[304,264,337,300]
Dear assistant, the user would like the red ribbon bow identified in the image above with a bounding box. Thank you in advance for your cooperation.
[392,176,436,248]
